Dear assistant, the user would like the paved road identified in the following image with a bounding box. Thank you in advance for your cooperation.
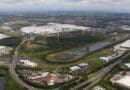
[9,38,43,90]
[73,53,129,90]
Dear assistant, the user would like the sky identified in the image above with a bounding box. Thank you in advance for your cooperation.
[0,0,130,13]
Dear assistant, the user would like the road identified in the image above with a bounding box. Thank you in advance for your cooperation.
[9,38,43,90]
[73,53,129,90]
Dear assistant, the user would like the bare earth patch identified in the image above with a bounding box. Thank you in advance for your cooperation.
[26,42,43,48]
[54,53,75,61]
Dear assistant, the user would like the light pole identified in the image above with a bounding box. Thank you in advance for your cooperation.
[55,27,60,42]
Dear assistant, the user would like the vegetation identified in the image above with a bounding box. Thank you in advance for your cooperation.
[0,37,22,46]
[98,56,130,90]
[19,32,123,74]
[0,30,21,36]
[46,31,108,51]
[0,66,27,90]
[19,31,110,64]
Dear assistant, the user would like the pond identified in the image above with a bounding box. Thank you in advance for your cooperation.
[66,41,111,57]
[89,41,111,52]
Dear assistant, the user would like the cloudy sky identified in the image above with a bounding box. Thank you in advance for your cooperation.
[0,0,130,12]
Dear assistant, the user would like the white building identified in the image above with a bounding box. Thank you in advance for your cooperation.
[99,56,109,62]
[78,63,89,68]
[0,34,10,40]
[48,80,55,86]
[93,86,106,90]
[28,72,49,80]
[120,40,130,49]
[114,44,127,52]
[121,25,130,31]
[116,75,130,89]
[18,59,37,67]
[41,72,49,77]
[0,46,6,50]
[20,23,90,35]
[0,25,11,30]
[125,63,130,69]
[70,66,81,72]
[99,56,113,62]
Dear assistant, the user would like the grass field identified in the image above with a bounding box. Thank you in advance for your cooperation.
[0,29,21,36]
[80,47,114,73]
[19,38,115,74]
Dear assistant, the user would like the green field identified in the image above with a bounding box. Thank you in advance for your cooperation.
[19,36,115,74]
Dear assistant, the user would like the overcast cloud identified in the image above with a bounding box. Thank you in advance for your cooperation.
[0,0,130,12]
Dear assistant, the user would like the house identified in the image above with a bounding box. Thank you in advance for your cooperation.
[114,40,130,54]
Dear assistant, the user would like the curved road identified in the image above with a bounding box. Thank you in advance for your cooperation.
[9,38,43,90]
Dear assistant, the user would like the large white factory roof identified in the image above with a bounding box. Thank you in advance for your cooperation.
[20,23,90,35]
[122,25,130,31]
[0,46,6,50]
[120,40,130,48]
[0,34,10,40]
[125,63,130,69]
[116,75,130,88]
[0,25,11,30]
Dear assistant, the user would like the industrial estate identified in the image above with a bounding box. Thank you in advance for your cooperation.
[0,12,130,90]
